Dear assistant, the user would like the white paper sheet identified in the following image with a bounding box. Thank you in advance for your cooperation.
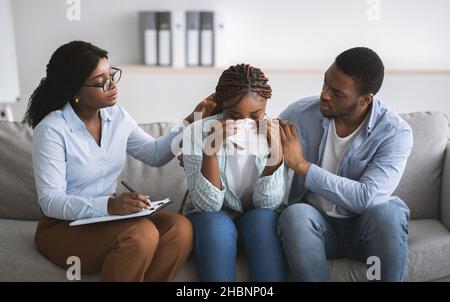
[69,198,171,226]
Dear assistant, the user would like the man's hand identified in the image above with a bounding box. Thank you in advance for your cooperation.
[185,93,219,124]
[107,193,151,215]
[279,119,311,176]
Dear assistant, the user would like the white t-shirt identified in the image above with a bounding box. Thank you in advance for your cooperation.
[305,117,367,218]
[225,144,259,212]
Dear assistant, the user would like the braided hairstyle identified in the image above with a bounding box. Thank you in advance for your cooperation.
[213,64,272,113]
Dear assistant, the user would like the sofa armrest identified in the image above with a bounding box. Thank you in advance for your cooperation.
[441,140,450,230]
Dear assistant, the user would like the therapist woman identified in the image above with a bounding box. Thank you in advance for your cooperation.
[22,40,215,281]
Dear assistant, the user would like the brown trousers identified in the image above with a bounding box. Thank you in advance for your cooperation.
[35,211,193,281]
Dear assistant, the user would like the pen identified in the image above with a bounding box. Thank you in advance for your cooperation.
[120,180,135,193]
[120,180,151,207]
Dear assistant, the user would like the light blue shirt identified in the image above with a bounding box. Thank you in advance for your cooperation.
[280,96,413,218]
[32,102,185,220]
[182,113,288,216]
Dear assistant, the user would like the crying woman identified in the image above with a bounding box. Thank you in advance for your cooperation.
[181,64,288,282]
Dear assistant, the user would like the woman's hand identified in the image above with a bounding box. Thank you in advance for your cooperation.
[204,118,239,155]
[185,93,219,124]
[201,118,236,190]
[260,120,283,175]
[265,120,283,166]
[107,193,151,215]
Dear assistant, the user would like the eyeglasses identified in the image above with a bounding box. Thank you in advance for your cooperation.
[83,67,122,92]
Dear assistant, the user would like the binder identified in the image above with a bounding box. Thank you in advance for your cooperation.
[214,11,226,68]
[186,12,200,66]
[140,12,157,66]
[171,10,185,68]
[157,12,171,66]
[200,12,214,66]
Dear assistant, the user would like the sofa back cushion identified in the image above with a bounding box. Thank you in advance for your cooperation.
[0,121,187,220]
[0,111,448,220]
[119,123,187,213]
[394,112,448,219]
[124,114,450,219]
[0,121,40,220]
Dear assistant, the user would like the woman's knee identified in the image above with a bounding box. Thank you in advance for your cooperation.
[241,207,279,222]
[165,212,194,250]
[188,211,238,242]
[238,208,279,233]
[122,218,160,254]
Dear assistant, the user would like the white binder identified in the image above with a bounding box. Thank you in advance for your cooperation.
[171,10,186,68]
[214,11,227,68]
[157,12,171,66]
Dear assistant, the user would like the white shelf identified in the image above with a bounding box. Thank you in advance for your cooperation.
[119,65,221,74]
[119,64,450,75]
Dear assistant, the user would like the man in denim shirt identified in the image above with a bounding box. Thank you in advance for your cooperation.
[278,47,413,281]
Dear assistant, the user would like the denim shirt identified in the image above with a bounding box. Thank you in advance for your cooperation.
[182,113,288,216]
[280,96,413,219]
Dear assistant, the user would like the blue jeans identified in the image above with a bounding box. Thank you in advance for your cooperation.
[278,202,409,282]
[187,208,288,282]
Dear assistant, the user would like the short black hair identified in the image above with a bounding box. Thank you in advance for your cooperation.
[335,47,384,96]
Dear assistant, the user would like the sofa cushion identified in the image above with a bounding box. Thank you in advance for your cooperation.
[173,254,252,282]
[329,219,450,281]
[0,218,98,281]
[395,112,449,219]
[1,217,448,281]
[0,121,41,220]
[0,217,249,282]
[440,140,450,230]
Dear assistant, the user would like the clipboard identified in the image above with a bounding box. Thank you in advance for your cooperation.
[69,198,172,226]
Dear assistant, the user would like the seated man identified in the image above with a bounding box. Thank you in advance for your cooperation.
[277,47,413,282]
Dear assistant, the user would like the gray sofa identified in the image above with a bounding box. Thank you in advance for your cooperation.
[0,111,449,282]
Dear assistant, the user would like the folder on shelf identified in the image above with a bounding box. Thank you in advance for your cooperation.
[200,12,214,66]
[214,11,226,68]
[140,11,157,66]
[171,10,186,68]
[157,12,172,66]
[186,12,200,66]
